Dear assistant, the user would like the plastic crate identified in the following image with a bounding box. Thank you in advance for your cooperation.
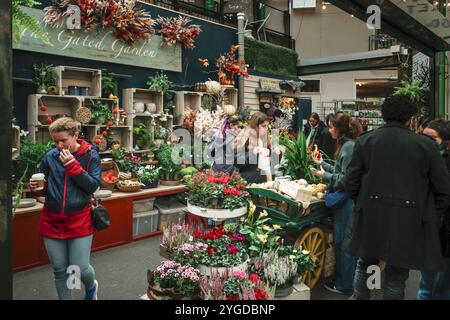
[133,209,159,237]
[154,199,187,231]
[133,197,156,213]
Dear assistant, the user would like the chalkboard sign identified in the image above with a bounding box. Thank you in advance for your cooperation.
[224,0,252,13]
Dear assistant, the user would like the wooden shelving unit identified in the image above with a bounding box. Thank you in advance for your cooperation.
[55,66,102,97]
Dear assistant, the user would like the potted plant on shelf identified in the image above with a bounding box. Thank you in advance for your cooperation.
[154,125,168,148]
[90,101,113,125]
[156,143,182,186]
[101,70,118,98]
[147,261,201,300]
[184,170,249,220]
[133,121,152,150]
[146,71,171,93]
[32,63,56,94]
[137,165,160,189]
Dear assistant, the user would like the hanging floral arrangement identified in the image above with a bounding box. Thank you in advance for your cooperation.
[199,45,249,86]
[43,0,156,46]
[156,15,202,49]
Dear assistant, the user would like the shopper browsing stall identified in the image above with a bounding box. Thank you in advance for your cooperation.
[311,114,362,295]
[29,117,101,300]
[417,119,450,300]
[344,95,450,300]
[211,116,243,174]
[304,112,326,147]
[235,112,272,183]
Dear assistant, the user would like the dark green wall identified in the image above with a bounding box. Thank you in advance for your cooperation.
[13,1,238,129]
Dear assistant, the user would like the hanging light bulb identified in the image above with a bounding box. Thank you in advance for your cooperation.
[322,4,326,9]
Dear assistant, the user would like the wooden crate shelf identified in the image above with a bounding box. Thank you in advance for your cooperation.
[222,86,238,108]
[123,88,164,124]
[27,94,82,142]
[174,91,202,125]
[55,66,101,98]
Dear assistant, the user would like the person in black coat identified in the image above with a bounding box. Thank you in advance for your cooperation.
[304,112,326,147]
[317,113,337,160]
[416,120,450,300]
[344,95,450,300]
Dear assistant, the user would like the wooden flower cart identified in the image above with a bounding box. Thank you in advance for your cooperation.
[247,188,332,289]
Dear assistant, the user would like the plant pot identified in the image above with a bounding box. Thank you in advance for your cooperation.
[143,179,159,189]
[197,254,249,277]
[274,281,294,298]
[145,103,157,113]
[37,85,47,94]
[160,179,181,186]
[159,244,176,260]
[187,202,247,220]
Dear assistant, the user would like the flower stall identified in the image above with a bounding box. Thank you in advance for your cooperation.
[148,203,318,300]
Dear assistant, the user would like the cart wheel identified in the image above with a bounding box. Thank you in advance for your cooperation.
[294,226,326,289]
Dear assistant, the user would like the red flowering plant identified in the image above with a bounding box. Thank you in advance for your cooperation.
[223,271,269,300]
[156,16,202,49]
[174,225,248,268]
[185,170,249,210]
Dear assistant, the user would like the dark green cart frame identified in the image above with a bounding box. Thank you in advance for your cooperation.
[247,187,332,289]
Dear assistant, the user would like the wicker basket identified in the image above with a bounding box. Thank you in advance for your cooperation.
[75,107,92,124]
[100,162,119,191]
[116,179,141,192]
[100,159,114,171]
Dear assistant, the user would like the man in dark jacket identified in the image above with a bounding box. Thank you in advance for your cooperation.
[344,95,450,300]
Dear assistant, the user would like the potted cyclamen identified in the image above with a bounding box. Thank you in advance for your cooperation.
[147,261,201,300]
[185,170,249,220]
[174,224,249,277]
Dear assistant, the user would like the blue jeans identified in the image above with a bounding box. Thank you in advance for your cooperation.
[351,258,410,300]
[418,259,450,300]
[332,199,358,293]
[43,235,96,300]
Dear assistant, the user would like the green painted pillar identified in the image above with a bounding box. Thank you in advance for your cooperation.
[0,0,12,300]
[438,0,446,117]
[204,0,215,11]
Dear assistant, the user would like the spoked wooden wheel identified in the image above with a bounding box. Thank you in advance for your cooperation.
[294,226,326,289]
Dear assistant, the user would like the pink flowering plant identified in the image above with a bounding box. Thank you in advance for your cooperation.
[152,260,201,297]
[185,170,249,210]
[175,225,248,268]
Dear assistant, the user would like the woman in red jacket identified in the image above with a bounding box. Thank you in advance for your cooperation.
[30,117,101,300]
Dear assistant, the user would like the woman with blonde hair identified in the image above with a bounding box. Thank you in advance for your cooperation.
[29,117,101,300]
[235,112,271,183]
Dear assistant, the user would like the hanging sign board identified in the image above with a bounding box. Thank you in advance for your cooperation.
[260,79,281,91]
[13,6,182,72]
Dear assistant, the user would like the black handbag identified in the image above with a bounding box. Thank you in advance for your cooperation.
[91,197,111,231]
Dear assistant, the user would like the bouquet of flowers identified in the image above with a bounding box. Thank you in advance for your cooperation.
[185,170,248,210]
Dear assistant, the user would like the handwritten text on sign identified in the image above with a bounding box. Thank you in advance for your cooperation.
[13,6,182,72]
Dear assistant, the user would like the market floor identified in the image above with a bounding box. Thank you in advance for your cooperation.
[13,236,421,300]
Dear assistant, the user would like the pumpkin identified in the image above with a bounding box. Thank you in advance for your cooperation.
[223,104,236,116]
[205,80,221,94]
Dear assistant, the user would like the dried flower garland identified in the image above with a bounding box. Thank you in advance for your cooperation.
[43,0,156,46]
[156,15,202,49]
